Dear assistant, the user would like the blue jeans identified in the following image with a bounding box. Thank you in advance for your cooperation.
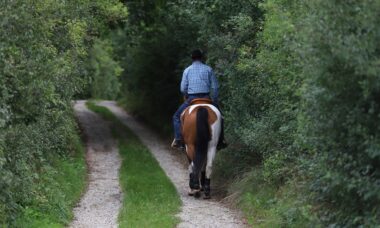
[173,93,210,140]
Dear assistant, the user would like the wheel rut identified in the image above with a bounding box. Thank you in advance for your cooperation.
[70,100,122,228]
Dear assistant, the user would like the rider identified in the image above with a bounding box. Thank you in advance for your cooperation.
[171,49,227,150]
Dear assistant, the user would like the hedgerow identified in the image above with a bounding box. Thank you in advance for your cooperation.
[0,0,127,225]
[297,1,380,225]
[117,0,380,226]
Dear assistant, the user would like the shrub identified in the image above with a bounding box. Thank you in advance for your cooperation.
[0,0,127,225]
[89,39,123,100]
[115,0,380,226]
[297,0,380,225]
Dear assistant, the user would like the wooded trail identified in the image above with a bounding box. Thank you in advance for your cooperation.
[72,100,246,227]
[98,101,246,228]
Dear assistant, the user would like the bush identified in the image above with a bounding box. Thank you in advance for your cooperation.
[297,1,380,225]
[115,0,380,226]
[116,0,198,132]
[89,39,123,100]
[0,0,127,225]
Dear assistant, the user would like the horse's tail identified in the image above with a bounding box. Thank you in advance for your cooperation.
[193,107,210,179]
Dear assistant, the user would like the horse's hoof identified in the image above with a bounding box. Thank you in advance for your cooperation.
[188,189,200,196]
[203,194,211,199]
[194,191,201,198]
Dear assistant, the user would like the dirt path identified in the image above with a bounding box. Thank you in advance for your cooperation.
[99,101,246,228]
[70,101,122,228]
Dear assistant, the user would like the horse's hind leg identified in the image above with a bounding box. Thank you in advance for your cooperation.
[200,164,206,191]
[189,160,206,198]
[192,164,202,190]
[188,162,201,197]
[186,145,199,196]
[188,163,194,190]
[204,146,217,199]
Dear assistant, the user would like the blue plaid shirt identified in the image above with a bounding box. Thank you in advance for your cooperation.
[180,61,219,102]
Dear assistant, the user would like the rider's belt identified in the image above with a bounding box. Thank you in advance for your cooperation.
[188,93,209,96]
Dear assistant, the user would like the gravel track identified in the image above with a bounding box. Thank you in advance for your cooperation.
[98,101,246,228]
[70,101,122,228]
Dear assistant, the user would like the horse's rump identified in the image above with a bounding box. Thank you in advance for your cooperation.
[181,105,219,161]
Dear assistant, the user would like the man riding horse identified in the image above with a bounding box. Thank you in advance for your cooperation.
[171,49,227,150]
[172,49,227,198]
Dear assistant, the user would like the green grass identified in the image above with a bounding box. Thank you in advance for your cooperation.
[13,134,86,228]
[227,169,317,228]
[86,101,181,228]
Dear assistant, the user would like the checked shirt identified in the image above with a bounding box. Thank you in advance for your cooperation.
[180,61,219,102]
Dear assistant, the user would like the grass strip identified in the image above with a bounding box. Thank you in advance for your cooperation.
[86,101,181,227]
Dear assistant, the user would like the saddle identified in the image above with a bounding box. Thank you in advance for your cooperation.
[190,98,213,105]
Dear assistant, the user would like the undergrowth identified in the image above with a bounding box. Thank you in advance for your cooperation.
[213,148,318,227]
[12,133,86,228]
[86,101,181,227]
[233,170,316,227]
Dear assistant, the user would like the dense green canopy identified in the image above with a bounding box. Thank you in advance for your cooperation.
[117,0,380,226]
[1,0,379,226]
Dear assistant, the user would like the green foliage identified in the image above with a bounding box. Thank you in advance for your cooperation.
[86,102,181,227]
[230,169,316,227]
[0,0,127,225]
[13,135,86,227]
[296,0,380,226]
[116,0,200,133]
[106,0,380,226]
[89,39,122,100]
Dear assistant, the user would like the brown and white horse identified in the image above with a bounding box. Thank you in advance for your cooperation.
[181,98,222,199]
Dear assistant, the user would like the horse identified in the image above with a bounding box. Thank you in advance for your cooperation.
[181,98,222,199]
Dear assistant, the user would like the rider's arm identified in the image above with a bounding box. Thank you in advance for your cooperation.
[210,69,219,103]
[180,68,189,95]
